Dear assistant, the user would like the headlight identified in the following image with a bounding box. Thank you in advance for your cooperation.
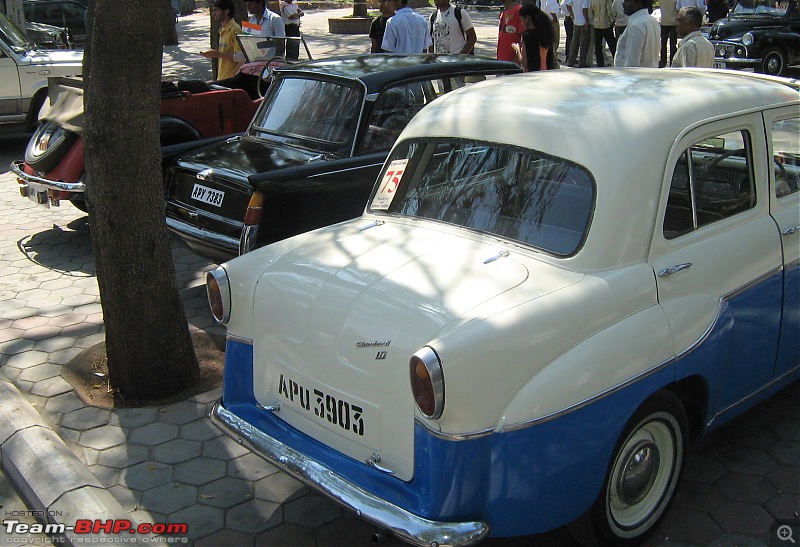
[410,347,444,419]
[742,32,754,46]
[206,266,231,324]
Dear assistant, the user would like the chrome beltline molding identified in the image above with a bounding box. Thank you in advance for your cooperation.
[707,365,800,428]
[210,402,490,547]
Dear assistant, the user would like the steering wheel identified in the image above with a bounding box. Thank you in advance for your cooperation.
[257,57,286,98]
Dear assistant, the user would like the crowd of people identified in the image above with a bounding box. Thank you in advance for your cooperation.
[202,0,720,79]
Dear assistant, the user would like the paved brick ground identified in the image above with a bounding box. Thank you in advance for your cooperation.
[0,7,797,547]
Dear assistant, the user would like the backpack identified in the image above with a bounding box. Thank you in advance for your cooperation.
[429,7,475,54]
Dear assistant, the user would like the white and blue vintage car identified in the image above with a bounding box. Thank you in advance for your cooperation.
[208,69,799,546]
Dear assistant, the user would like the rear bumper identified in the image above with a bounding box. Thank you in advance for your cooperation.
[10,160,86,193]
[165,215,239,262]
[210,401,490,547]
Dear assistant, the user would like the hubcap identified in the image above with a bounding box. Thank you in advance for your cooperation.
[765,55,782,74]
[617,441,660,505]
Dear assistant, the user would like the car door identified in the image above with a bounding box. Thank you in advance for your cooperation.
[650,114,784,417]
[0,44,22,117]
[765,108,800,378]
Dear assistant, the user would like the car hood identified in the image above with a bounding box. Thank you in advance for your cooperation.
[174,135,322,183]
[708,14,785,39]
[23,48,83,64]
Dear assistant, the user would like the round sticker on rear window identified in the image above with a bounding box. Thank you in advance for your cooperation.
[371,159,408,210]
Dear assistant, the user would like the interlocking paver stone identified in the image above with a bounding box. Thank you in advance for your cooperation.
[17,363,61,382]
[44,391,85,413]
[118,461,173,491]
[141,481,197,514]
[226,499,283,535]
[717,447,779,475]
[710,502,774,536]
[659,508,723,545]
[97,443,151,469]
[128,422,179,446]
[111,406,160,429]
[173,457,227,486]
[29,375,74,397]
[198,476,252,508]
[227,452,280,482]
[716,473,777,504]
[196,529,255,547]
[170,504,224,542]
[156,401,206,425]
[180,418,223,442]
[151,438,202,464]
[283,495,341,528]
[78,423,127,450]
[202,434,251,460]
[60,406,111,431]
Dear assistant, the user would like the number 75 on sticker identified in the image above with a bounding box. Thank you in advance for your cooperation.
[371,159,409,210]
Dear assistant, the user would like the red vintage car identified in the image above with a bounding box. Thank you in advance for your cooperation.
[11,34,293,212]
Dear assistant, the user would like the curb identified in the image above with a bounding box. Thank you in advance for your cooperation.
[0,371,143,545]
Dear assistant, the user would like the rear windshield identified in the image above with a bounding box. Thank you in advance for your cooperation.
[732,0,788,15]
[250,77,362,151]
[368,140,595,257]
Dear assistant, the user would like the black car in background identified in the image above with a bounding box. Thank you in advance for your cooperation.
[23,0,87,44]
[707,0,800,75]
[162,54,521,262]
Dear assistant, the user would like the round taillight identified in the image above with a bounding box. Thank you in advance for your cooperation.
[410,347,444,420]
[206,266,230,324]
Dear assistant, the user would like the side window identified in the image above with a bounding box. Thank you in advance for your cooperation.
[664,130,755,239]
[772,117,800,198]
[361,82,431,153]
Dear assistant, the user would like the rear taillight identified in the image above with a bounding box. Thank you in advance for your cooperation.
[206,266,231,324]
[244,191,265,226]
[410,347,444,419]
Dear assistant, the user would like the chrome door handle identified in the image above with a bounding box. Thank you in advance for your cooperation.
[782,225,800,236]
[658,263,693,277]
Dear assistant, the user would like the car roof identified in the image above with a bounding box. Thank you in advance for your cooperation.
[397,68,799,269]
[402,68,799,158]
[273,54,522,93]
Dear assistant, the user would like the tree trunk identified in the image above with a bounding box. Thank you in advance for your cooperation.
[83,0,199,400]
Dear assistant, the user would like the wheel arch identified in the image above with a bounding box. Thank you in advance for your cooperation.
[26,87,48,129]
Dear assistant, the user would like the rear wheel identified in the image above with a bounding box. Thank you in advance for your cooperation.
[760,47,787,76]
[570,391,687,546]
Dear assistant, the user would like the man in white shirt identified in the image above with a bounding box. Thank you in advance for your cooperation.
[672,6,714,67]
[676,0,705,14]
[428,0,477,54]
[239,0,286,58]
[545,0,561,53]
[614,0,660,67]
[566,0,591,67]
[382,0,432,53]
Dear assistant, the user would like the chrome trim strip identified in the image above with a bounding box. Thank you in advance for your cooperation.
[308,161,385,178]
[707,365,800,428]
[501,269,784,433]
[211,402,489,547]
[225,334,253,345]
[10,160,86,193]
[165,217,239,253]
[501,356,676,433]
[414,419,494,441]
[239,224,259,256]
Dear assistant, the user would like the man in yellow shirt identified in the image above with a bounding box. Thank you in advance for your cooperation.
[202,0,243,80]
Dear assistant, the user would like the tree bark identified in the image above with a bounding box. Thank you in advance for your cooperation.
[83,0,199,400]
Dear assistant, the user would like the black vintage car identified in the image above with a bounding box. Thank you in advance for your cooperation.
[163,54,521,262]
[707,0,800,75]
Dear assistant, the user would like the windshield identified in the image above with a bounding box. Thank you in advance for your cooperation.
[0,11,31,53]
[251,77,363,152]
[369,140,595,257]
[732,0,788,15]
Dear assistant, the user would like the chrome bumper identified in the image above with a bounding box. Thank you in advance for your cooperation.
[10,160,86,193]
[165,216,240,255]
[210,402,490,547]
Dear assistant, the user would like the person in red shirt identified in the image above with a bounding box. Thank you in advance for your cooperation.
[497,0,524,63]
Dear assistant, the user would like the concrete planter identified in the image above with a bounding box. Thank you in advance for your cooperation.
[328,16,373,34]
